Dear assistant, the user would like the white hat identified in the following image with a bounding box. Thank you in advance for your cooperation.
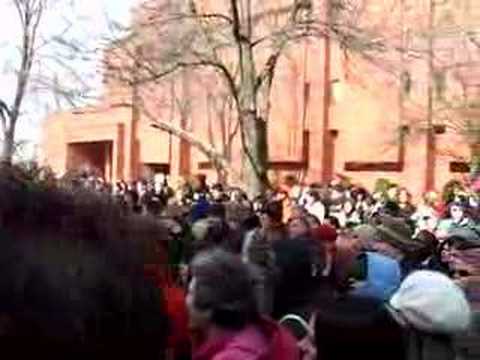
[389,271,471,334]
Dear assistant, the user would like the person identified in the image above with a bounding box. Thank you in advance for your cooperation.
[335,224,403,301]
[211,183,228,203]
[314,296,406,360]
[400,230,441,275]
[311,224,338,279]
[388,270,472,360]
[362,215,414,262]
[191,217,231,255]
[242,201,286,315]
[272,233,321,320]
[274,234,323,360]
[398,187,416,219]
[0,168,169,359]
[442,232,480,310]
[437,201,478,241]
[303,190,326,224]
[287,215,311,238]
[187,249,299,360]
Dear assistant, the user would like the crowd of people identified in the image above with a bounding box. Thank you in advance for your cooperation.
[2,164,480,359]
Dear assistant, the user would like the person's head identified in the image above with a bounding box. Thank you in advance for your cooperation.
[372,215,414,260]
[287,216,311,238]
[305,213,321,228]
[423,191,438,207]
[330,185,344,202]
[382,200,401,217]
[325,216,341,230]
[386,185,399,201]
[192,174,207,191]
[191,218,230,253]
[348,224,378,252]
[312,224,338,259]
[290,204,306,219]
[372,191,384,202]
[267,170,279,189]
[410,230,438,263]
[304,189,320,206]
[352,187,368,202]
[0,169,169,359]
[259,200,283,229]
[449,202,466,222]
[389,271,471,335]
[398,188,411,204]
[210,183,224,201]
[187,249,258,332]
[415,210,439,234]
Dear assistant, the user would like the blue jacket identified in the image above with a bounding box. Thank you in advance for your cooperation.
[351,252,402,301]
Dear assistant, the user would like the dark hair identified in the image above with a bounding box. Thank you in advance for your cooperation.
[410,230,438,262]
[207,203,226,219]
[0,169,169,358]
[315,297,405,360]
[190,249,258,329]
[273,235,322,318]
[382,201,401,217]
[306,213,322,227]
[287,215,311,230]
[260,200,283,223]
[327,216,341,229]
[308,189,321,202]
[211,183,224,192]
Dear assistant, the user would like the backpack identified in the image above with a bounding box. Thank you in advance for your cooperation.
[279,313,317,360]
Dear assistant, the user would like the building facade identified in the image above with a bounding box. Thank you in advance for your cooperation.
[41,0,480,195]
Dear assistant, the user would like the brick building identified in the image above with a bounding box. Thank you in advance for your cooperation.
[41,0,480,195]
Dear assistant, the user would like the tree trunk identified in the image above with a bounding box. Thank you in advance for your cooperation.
[238,34,268,197]
[242,111,268,197]
[1,129,15,165]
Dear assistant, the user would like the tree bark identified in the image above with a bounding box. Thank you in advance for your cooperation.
[238,46,268,197]
[150,121,241,183]
[242,111,268,197]
[1,129,15,165]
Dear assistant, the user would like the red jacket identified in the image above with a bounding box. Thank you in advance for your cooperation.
[193,317,299,360]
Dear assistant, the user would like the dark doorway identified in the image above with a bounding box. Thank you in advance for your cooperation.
[67,141,113,181]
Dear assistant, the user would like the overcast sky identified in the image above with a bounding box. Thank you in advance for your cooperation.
[0,0,137,158]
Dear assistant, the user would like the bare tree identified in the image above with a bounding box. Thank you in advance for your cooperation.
[0,0,46,164]
[0,0,93,165]
[105,0,387,196]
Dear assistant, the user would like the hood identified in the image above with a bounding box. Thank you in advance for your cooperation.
[389,270,471,334]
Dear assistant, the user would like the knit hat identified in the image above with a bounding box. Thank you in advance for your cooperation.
[351,224,378,250]
[311,224,338,243]
[374,215,414,253]
[389,270,471,334]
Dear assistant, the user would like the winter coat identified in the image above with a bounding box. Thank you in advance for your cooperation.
[350,252,402,301]
[242,229,277,315]
[193,317,299,360]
